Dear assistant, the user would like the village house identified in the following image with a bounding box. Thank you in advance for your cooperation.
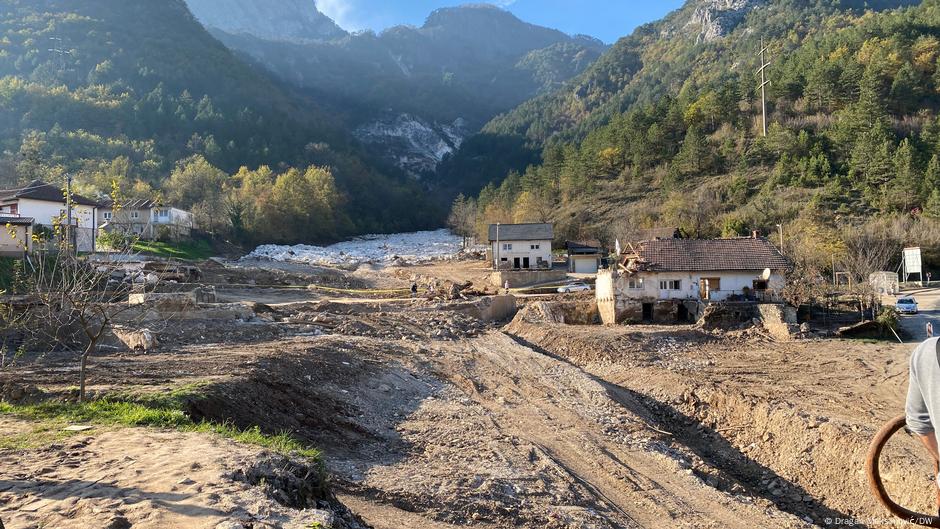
[0,180,99,253]
[98,198,196,241]
[488,223,553,270]
[0,215,34,257]
[597,235,791,324]
[566,240,605,274]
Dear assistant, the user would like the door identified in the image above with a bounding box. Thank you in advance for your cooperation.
[699,278,721,300]
[523,257,530,269]
[574,257,598,274]
[513,257,521,269]
[642,303,653,323]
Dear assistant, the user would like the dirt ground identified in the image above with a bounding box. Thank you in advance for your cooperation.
[1,257,936,529]
[0,421,364,529]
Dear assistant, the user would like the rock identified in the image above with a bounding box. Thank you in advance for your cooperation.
[112,327,158,351]
[215,522,246,529]
[683,0,767,43]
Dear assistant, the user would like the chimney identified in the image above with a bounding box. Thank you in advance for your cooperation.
[751,230,761,239]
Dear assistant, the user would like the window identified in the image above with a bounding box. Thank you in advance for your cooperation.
[103,212,112,220]
[502,243,512,251]
[628,278,644,290]
[158,209,169,218]
[530,244,540,250]
[659,280,682,291]
[130,211,139,219]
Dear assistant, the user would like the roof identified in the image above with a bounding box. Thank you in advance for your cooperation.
[627,237,791,273]
[0,215,34,226]
[567,240,603,254]
[0,180,101,207]
[488,223,553,242]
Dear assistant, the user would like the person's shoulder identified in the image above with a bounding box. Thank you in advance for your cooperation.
[911,337,940,361]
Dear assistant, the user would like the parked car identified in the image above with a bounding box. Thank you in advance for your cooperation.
[557,282,592,293]
[896,297,919,314]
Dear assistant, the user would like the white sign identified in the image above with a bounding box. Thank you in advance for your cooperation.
[904,247,923,277]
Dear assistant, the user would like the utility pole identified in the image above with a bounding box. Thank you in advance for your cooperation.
[757,37,771,137]
[48,36,73,85]
[65,174,73,254]
[494,222,500,270]
[776,223,784,252]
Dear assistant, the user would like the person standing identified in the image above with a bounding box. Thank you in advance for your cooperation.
[905,337,940,513]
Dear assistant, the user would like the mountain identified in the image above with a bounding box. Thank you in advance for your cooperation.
[195,3,607,175]
[452,0,940,254]
[0,0,436,242]
[184,0,347,42]
[484,0,921,145]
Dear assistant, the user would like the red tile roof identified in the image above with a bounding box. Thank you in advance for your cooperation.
[630,237,791,273]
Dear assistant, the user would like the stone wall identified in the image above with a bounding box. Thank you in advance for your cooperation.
[489,269,568,288]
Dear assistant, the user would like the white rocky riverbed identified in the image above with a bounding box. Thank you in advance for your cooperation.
[245,229,477,266]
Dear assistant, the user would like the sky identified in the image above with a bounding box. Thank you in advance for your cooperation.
[315,0,686,44]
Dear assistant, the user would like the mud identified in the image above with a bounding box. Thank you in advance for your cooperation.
[1,257,931,528]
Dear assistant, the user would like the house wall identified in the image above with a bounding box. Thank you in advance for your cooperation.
[104,207,195,240]
[490,239,552,269]
[597,268,787,325]
[0,224,32,256]
[14,198,95,229]
[12,198,96,252]
[617,270,786,302]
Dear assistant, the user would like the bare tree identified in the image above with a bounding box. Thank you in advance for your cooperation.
[839,223,901,284]
[4,222,170,401]
[447,194,478,248]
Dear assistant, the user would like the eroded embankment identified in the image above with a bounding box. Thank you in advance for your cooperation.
[505,315,934,528]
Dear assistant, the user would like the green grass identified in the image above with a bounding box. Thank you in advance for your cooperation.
[0,387,321,461]
[133,239,214,261]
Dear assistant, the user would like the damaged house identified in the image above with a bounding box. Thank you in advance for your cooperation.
[597,235,791,324]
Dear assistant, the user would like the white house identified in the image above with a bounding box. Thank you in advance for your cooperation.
[488,223,553,270]
[99,198,196,241]
[0,180,99,252]
[597,236,791,324]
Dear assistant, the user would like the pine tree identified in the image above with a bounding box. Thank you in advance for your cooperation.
[889,139,919,212]
[925,189,940,218]
[924,155,940,201]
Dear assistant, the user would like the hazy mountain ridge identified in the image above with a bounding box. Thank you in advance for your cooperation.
[184,0,346,42]
[196,3,607,175]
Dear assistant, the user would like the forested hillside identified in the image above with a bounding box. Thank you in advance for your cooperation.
[452,0,940,275]
[0,0,435,244]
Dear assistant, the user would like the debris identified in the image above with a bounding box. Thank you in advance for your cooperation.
[62,425,94,432]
